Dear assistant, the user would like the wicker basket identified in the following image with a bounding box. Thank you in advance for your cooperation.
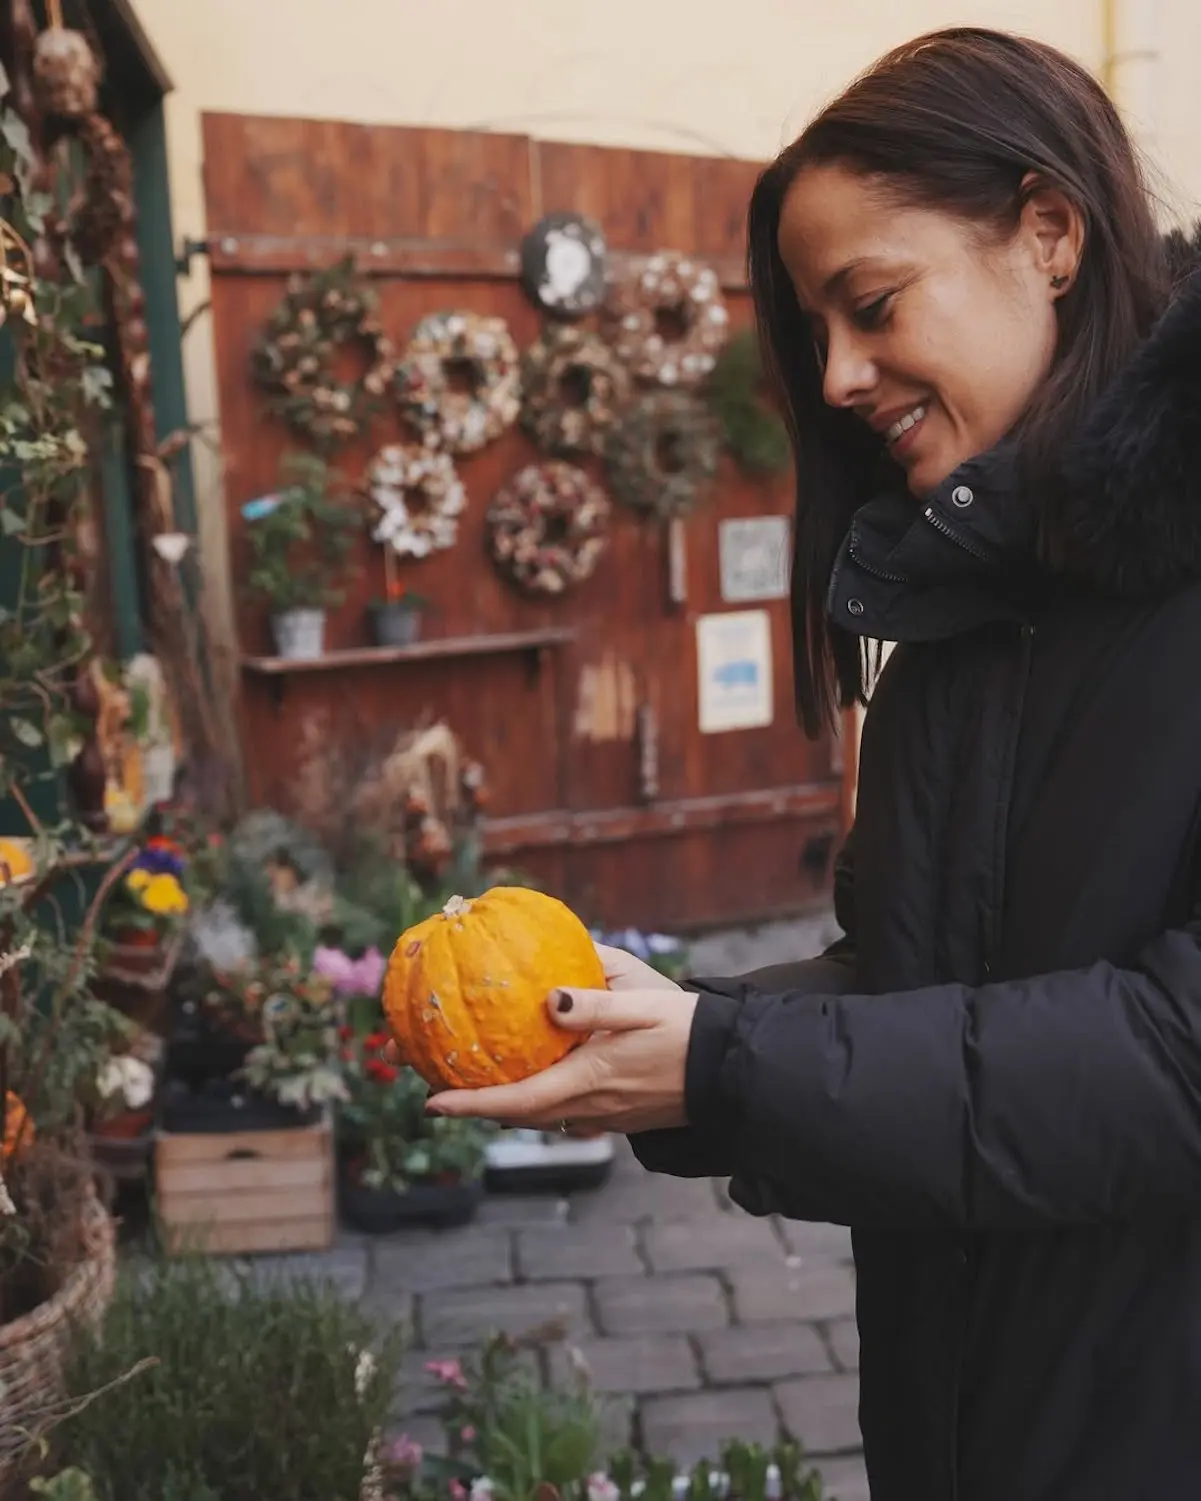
[0,1186,116,1481]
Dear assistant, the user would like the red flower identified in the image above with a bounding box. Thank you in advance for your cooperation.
[338,1025,354,1042]
[365,1030,391,1052]
[365,1058,399,1085]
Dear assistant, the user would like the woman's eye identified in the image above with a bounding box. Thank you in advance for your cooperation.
[853,294,893,330]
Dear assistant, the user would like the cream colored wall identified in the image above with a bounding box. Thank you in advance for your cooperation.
[130,0,1201,711]
[134,0,1110,506]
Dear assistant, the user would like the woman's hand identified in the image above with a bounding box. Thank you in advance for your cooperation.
[424,982,698,1136]
[594,940,685,993]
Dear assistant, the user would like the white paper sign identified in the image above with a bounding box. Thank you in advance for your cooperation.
[719,516,791,602]
[696,610,773,734]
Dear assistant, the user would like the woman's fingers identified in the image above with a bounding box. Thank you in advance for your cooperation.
[594,942,683,992]
[426,1047,598,1123]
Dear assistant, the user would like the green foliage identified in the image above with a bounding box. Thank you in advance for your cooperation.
[30,1468,99,1501]
[61,1254,404,1501]
[405,1334,602,1501]
[704,328,790,478]
[244,453,362,613]
[339,1034,491,1192]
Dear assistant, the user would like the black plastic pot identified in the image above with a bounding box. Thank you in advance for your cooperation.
[369,602,422,648]
[159,1078,319,1134]
[337,1166,482,1233]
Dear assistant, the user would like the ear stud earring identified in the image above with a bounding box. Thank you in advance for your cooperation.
[1051,275,1069,290]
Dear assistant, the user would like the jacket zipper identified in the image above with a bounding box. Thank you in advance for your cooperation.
[922,504,994,564]
[848,537,908,585]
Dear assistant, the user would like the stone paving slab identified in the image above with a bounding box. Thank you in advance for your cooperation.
[775,1219,856,1264]
[421,1280,591,1346]
[695,1322,831,1385]
[773,1374,863,1456]
[639,1388,780,1466]
[517,1223,644,1280]
[373,1228,514,1293]
[570,1169,724,1224]
[818,1457,871,1501]
[548,1334,701,1395]
[826,1319,860,1373]
[726,1262,857,1325]
[593,1273,729,1336]
[641,1215,787,1273]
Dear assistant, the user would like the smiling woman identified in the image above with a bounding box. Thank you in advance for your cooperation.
[430,24,1201,1501]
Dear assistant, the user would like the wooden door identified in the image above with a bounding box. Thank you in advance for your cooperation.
[201,114,848,931]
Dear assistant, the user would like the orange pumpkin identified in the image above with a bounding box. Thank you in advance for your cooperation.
[383,887,606,1091]
[2,1092,33,1161]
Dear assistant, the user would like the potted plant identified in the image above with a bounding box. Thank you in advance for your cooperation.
[368,550,429,647]
[243,453,361,659]
[337,1032,489,1231]
[98,838,190,977]
[162,954,342,1132]
[85,1051,158,1186]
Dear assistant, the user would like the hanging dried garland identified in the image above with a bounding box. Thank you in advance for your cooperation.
[251,257,396,449]
[704,327,791,477]
[603,252,730,388]
[604,391,721,520]
[520,324,631,457]
[395,310,520,454]
[366,441,467,560]
[486,462,611,596]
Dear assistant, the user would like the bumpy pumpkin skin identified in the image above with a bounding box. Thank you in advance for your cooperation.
[383,887,606,1091]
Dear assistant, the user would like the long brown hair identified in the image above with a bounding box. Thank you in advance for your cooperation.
[750,27,1168,735]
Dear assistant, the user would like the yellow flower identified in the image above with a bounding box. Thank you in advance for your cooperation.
[126,868,152,892]
[140,873,189,916]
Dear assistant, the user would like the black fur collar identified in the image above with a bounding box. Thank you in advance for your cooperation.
[1059,271,1201,597]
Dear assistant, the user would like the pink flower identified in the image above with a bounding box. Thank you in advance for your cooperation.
[450,1481,468,1501]
[460,1425,476,1443]
[424,1357,468,1391]
[313,945,387,998]
[385,1434,424,1471]
[588,1476,620,1501]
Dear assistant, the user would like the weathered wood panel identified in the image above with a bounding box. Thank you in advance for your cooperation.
[202,114,842,931]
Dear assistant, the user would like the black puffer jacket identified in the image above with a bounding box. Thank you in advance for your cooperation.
[633,275,1201,1501]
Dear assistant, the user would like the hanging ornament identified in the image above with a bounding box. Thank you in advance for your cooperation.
[604,391,721,520]
[251,256,396,450]
[33,5,99,120]
[520,212,609,319]
[366,441,467,560]
[602,251,730,389]
[520,324,631,457]
[395,310,520,454]
[487,462,611,596]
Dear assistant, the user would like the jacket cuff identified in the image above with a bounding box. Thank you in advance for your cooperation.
[684,990,742,1127]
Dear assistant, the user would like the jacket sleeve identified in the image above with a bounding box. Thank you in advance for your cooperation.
[629,827,858,1179]
[685,909,1201,1229]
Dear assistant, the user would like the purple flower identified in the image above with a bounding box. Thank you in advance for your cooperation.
[133,847,185,879]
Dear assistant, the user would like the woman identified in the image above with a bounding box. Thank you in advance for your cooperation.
[425,28,1201,1501]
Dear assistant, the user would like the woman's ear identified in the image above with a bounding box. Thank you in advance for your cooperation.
[1017,171,1085,296]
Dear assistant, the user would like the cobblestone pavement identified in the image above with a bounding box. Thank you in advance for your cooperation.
[254,1135,867,1501]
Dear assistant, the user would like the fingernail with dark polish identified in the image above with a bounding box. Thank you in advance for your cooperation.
[555,990,574,1013]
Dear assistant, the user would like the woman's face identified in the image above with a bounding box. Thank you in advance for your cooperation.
[778,163,1072,497]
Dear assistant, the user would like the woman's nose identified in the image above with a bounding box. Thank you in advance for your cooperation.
[822,329,877,409]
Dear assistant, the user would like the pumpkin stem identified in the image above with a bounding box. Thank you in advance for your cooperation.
[442,894,472,919]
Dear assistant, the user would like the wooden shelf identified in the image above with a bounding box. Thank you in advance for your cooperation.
[242,627,575,701]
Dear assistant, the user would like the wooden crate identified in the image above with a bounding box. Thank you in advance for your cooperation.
[154,1115,334,1255]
